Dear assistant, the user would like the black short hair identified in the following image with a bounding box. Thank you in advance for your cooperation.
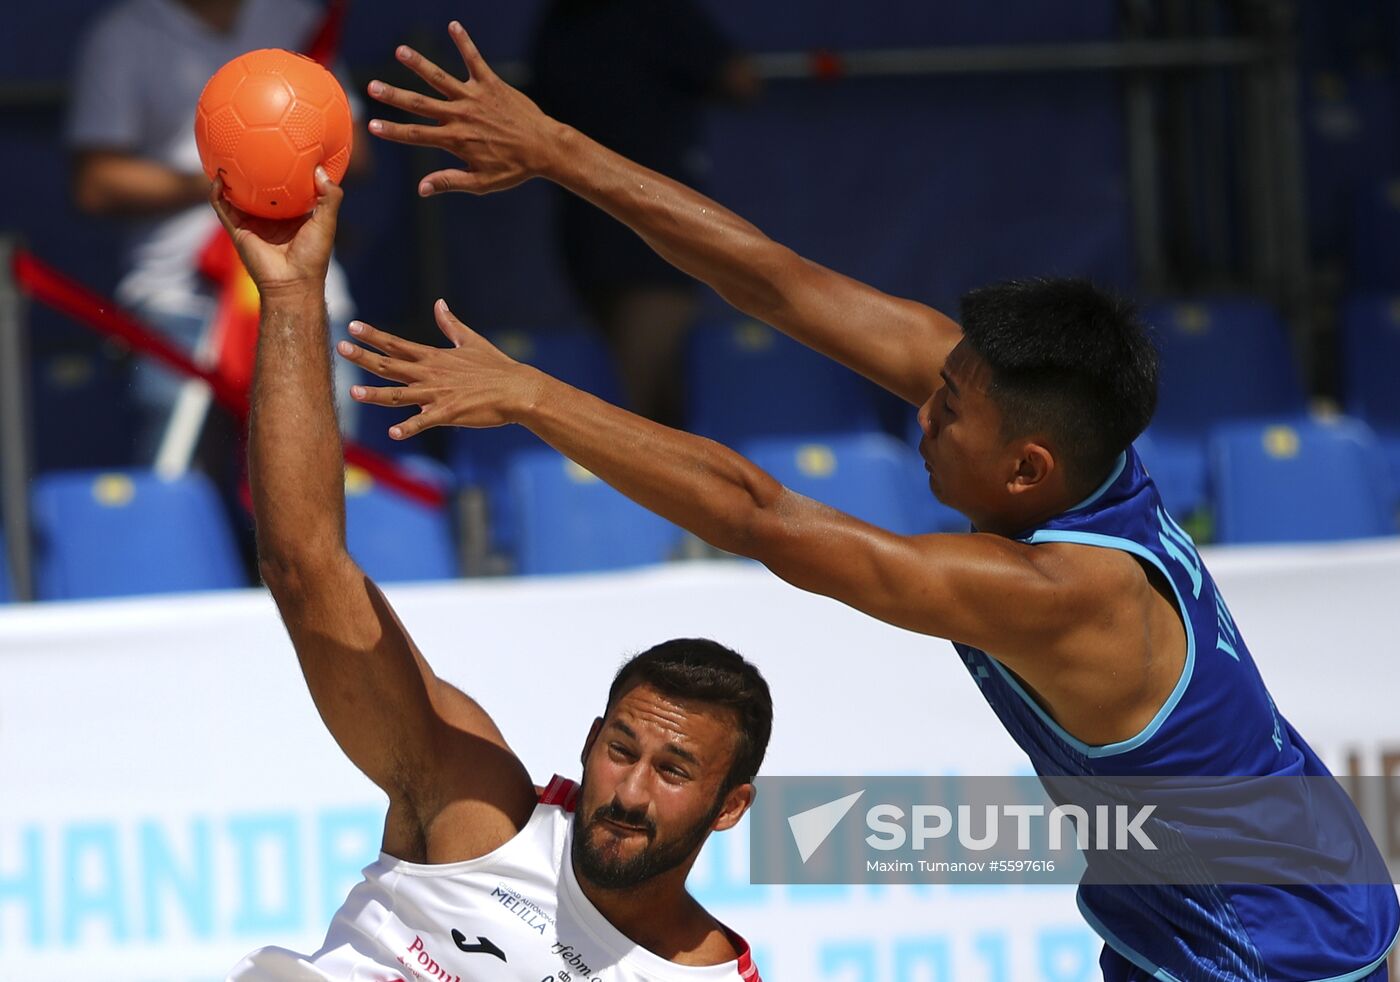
[958,278,1158,493]
[606,639,773,790]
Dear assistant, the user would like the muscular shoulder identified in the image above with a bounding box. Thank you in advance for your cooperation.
[1026,538,1150,592]
[1018,539,1159,648]
[1010,539,1187,745]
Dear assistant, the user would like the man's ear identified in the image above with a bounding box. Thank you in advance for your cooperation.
[1008,441,1055,495]
[580,716,603,769]
[711,782,757,833]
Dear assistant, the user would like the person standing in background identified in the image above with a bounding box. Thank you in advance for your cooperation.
[67,0,369,465]
[529,0,758,426]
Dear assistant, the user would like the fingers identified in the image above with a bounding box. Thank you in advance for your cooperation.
[336,337,415,383]
[366,79,449,120]
[348,387,444,440]
[208,176,241,235]
[310,166,344,221]
[345,319,424,359]
[348,383,423,409]
[433,298,475,346]
[417,168,484,197]
[367,117,449,149]
[394,44,464,97]
[448,21,494,81]
[389,408,445,441]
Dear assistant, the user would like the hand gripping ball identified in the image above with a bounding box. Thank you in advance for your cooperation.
[195,48,353,219]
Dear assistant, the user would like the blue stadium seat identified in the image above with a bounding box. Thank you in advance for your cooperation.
[1135,430,1208,519]
[741,432,933,536]
[1209,418,1397,544]
[31,469,246,600]
[685,319,883,446]
[507,449,683,575]
[446,328,623,556]
[344,458,458,583]
[1350,177,1400,289]
[1340,293,1400,502]
[29,346,136,471]
[1142,298,1308,522]
[1145,298,1308,434]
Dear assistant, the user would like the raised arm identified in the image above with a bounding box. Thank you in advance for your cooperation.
[365,22,962,406]
[216,173,535,855]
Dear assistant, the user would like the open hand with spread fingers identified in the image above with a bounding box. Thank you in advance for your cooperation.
[337,300,547,440]
[366,20,565,197]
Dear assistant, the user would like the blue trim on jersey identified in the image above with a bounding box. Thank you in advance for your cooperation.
[1066,452,1128,513]
[1313,920,1400,982]
[1077,893,1183,981]
[993,529,1196,758]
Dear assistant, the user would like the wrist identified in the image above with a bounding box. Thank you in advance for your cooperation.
[536,121,582,184]
[508,365,554,427]
[258,283,325,309]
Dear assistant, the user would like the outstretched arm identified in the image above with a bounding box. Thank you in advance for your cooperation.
[341,309,1105,676]
[365,23,962,406]
[217,173,535,855]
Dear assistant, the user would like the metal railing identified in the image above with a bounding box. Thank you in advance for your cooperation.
[0,238,35,601]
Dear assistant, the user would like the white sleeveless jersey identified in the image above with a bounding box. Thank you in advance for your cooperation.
[228,776,761,982]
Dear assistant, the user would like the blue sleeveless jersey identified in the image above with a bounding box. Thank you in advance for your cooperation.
[953,447,1398,981]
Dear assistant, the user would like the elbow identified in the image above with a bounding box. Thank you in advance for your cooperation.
[256,539,345,600]
[71,156,114,215]
[72,175,110,215]
[257,552,310,602]
[716,245,799,321]
[724,479,796,566]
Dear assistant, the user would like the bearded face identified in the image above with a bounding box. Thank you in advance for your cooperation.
[571,782,725,889]
[570,683,747,891]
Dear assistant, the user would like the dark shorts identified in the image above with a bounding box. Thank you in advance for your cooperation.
[1100,946,1392,981]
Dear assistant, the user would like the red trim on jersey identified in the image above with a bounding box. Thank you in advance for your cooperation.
[730,930,761,981]
[538,774,580,812]
[538,775,566,805]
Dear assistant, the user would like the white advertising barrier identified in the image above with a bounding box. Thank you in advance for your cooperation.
[2,540,1398,980]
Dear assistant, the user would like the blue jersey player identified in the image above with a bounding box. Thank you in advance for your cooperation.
[343,22,1398,979]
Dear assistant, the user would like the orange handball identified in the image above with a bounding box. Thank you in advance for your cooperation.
[195,48,353,219]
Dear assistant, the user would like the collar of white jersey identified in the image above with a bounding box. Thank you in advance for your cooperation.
[558,822,757,980]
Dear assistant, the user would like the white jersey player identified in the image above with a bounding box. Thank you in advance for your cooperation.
[232,776,761,981]
[213,167,770,981]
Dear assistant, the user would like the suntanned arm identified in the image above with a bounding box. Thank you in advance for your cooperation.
[522,381,1109,663]
[540,127,961,406]
[345,310,1179,744]
[73,149,211,216]
[217,173,535,859]
[342,310,1116,678]
[365,22,962,406]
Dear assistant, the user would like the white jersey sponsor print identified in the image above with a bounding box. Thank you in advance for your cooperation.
[228,776,760,982]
